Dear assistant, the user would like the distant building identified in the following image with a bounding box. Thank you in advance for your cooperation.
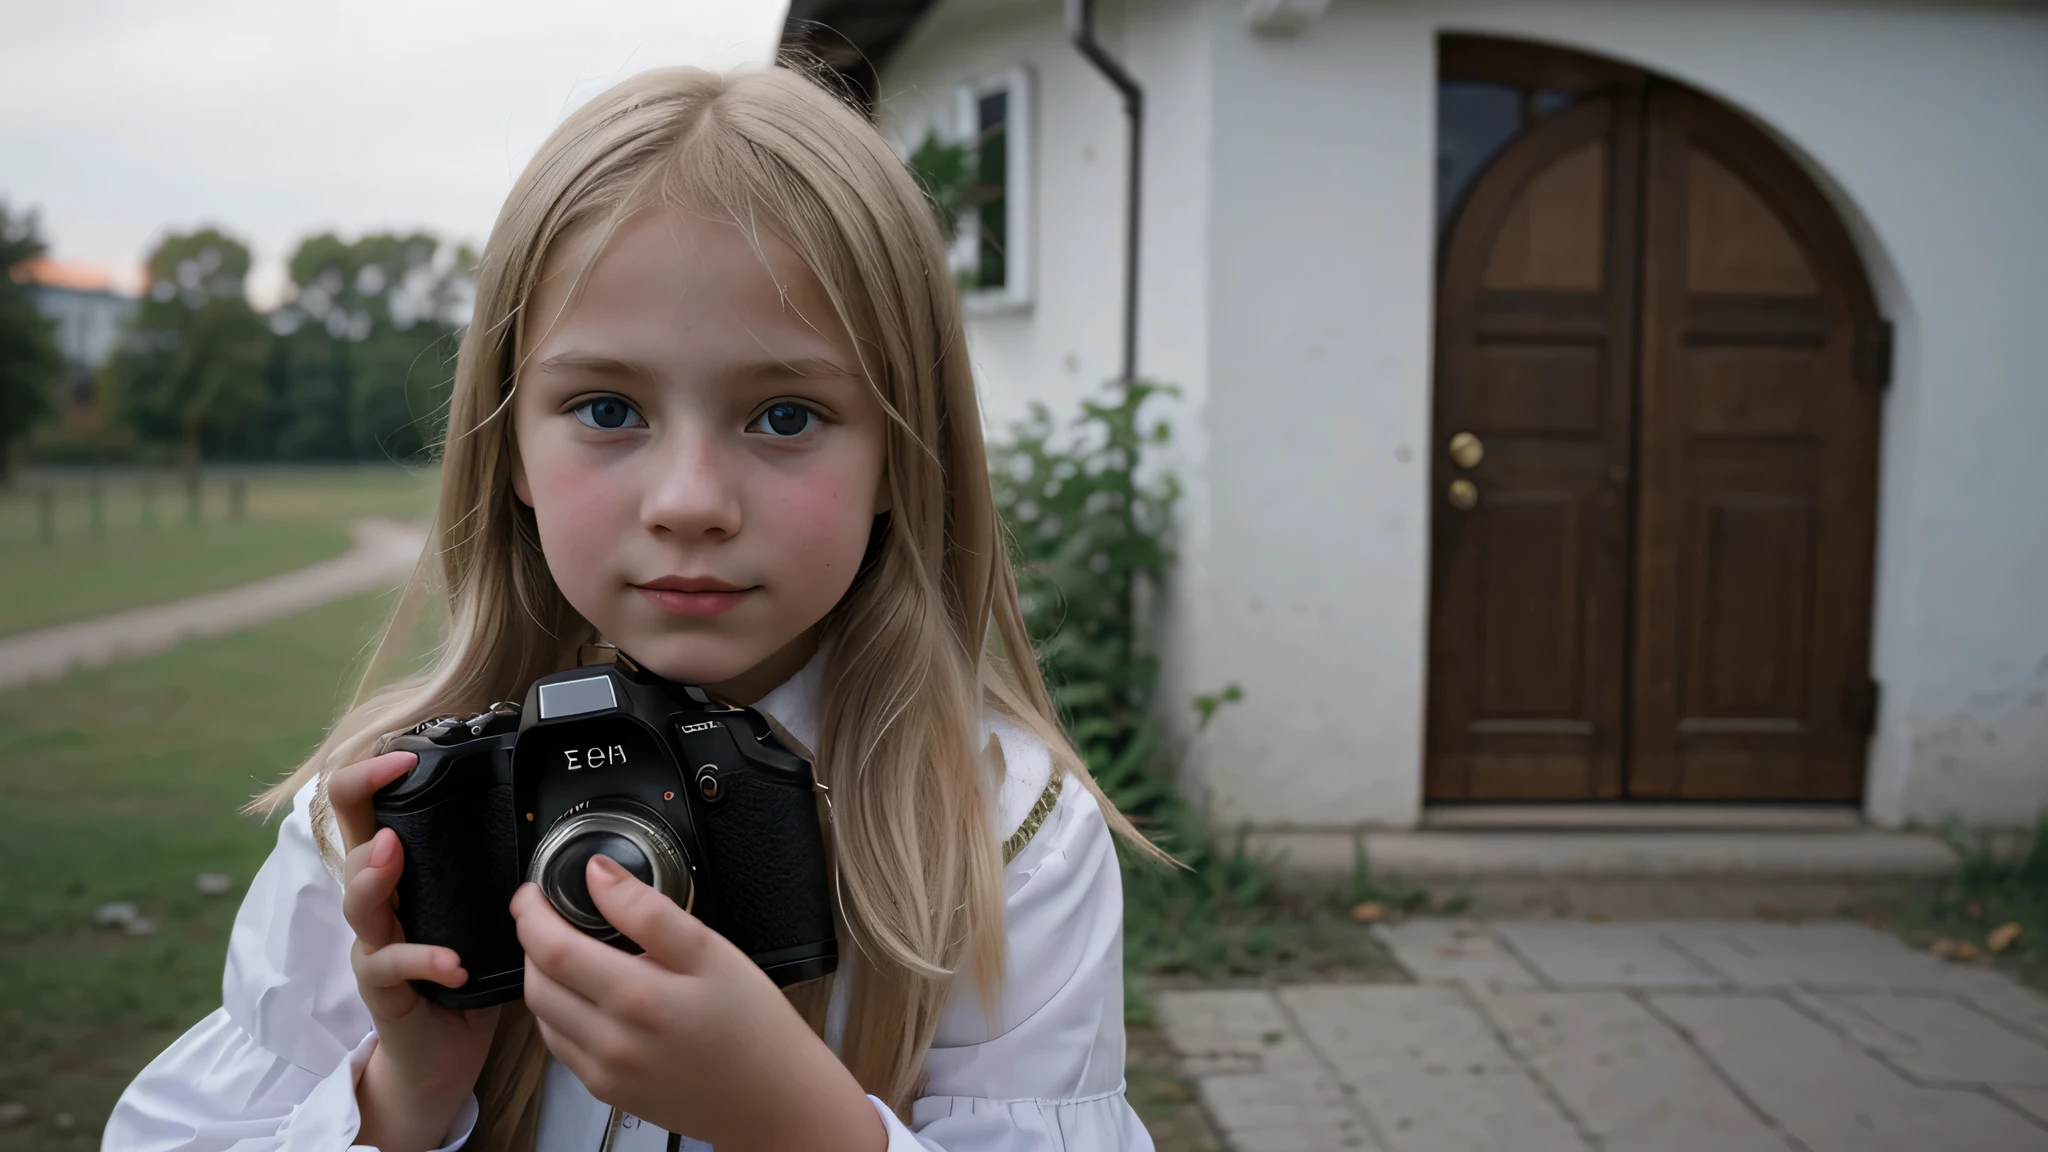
[20,258,139,409]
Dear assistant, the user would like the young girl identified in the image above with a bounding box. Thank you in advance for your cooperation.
[105,65,1156,1152]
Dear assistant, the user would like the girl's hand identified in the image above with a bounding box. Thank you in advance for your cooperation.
[328,751,502,1152]
[511,856,885,1152]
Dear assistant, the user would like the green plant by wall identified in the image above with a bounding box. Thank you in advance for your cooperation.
[989,381,1396,1013]
[988,378,1181,827]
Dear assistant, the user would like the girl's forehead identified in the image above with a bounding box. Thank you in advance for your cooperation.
[525,206,850,362]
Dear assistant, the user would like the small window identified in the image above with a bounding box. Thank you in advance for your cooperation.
[954,67,1033,310]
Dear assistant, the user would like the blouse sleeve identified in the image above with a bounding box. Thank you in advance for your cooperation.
[867,720,1156,1152]
[102,779,477,1152]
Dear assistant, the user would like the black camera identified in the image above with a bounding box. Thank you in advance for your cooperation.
[370,657,837,1009]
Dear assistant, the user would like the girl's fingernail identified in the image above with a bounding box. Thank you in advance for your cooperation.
[370,829,395,868]
[589,853,627,885]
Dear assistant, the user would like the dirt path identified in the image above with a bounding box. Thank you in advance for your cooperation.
[0,518,427,691]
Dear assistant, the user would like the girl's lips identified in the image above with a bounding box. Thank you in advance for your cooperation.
[635,586,754,618]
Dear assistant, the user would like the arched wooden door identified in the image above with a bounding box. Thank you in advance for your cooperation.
[1425,44,1886,802]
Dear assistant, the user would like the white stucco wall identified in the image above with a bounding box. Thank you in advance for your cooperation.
[876,0,1135,436]
[876,0,2048,831]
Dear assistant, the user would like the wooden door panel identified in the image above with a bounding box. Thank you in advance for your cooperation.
[1681,490,1816,722]
[1483,141,1606,291]
[1685,151,1818,295]
[1686,347,1819,436]
[1474,342,1606,432]
[1427,95,1640,800]
[1630,87,1882,801]
[1475,492,1588,720]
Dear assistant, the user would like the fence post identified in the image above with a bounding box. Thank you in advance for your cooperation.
[37,486,55,544]
[228,477,246,522]
[89,475,105,535]
[185,473,202,526]
[141,478,156,529]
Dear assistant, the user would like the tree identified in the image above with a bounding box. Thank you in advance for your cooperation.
[113,228,271,469]
[269,231,470,460]
[0,201,62,481]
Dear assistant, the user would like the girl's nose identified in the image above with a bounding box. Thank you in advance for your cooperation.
[641,427,742,540]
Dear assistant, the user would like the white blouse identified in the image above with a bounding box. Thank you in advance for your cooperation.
[102,655,1153,1152]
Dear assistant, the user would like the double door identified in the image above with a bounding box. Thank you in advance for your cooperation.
[1425,81,1885,801]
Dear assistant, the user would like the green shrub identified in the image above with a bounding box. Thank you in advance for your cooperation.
[990,380,1392,1012]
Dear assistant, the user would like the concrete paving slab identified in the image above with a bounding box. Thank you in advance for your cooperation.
[1153,989,1372,1150]
[1493,921,1728,988]
[1938,965,2048,1045]
[1479,990,1791,1152]
[1278,985,1589,1152]
[1995,1086,2048,1127]
[1651,992,2048,1151]
[1195,1070,1379,1151]
[1799,990,2048,1087]
[1152,989,1321,1077]
[1371,920,1546,991]
[1654,921,1955,990]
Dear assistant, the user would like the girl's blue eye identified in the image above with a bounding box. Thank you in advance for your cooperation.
[751,402,817,438]
[572,396,645,430]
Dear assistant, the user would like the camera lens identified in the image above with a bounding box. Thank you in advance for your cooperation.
[528,804,691,941]
[539,831,652,928]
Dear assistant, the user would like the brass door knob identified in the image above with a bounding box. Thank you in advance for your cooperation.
[1448,479,1479,510]
[1449,431,1485,469]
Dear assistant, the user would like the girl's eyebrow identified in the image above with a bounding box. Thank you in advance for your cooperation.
[536,353,656,380]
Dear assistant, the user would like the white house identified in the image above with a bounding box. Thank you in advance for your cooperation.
[781,1,2048,874]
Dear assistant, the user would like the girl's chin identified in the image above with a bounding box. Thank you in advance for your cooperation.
[602,632,765,688]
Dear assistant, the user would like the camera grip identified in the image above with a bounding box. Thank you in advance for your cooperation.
[379,783,524,1005]
[700,774,835,958]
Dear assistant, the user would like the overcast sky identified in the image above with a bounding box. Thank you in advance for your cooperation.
[0,0,789,305]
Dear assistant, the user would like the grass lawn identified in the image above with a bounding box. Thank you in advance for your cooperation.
[0,467,437,638]
[0,590,411,1150]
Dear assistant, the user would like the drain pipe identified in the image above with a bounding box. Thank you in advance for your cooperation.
[1066,0,1143,382]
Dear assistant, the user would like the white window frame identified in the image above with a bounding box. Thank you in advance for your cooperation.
[953,66,1033,312]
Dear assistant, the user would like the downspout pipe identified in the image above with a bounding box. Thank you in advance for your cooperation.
[1065,0,1143,383]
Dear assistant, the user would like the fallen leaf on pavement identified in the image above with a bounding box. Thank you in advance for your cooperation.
[1932,937,1982,962]
[1989,922,2023,954]
[1350,901,1386,924]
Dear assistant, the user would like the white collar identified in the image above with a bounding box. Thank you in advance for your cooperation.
[752,645,829,754]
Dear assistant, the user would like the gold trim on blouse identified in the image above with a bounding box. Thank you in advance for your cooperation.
[1002,773,1064,863]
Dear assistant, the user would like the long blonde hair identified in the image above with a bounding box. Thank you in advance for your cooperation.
[250,64,1147,1147]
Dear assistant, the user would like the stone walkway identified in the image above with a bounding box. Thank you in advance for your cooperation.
[0,518,426,690]
[1155,919,2048,1152]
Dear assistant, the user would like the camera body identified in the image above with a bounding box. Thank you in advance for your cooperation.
[371,658,837,1010]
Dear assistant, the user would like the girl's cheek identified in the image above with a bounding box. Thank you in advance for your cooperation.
[530,451,634,573]
[771,463,873,552]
